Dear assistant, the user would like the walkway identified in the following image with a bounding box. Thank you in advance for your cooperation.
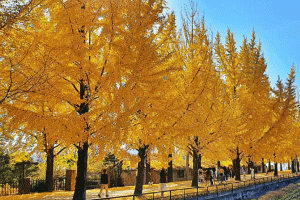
[0,171,292,200]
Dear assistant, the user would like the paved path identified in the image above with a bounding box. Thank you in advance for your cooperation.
[0,171,291,200]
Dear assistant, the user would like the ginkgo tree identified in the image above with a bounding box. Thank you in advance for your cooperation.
[254,66,298,176]
[159,2,229,187]
[0,0,53,106]
[2,0,181,199]
[214,29,273,180]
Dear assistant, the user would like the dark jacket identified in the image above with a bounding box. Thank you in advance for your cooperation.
[101,173,108,184]
[160,169,167,183]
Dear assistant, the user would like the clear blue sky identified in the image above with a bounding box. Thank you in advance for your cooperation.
[166,0,300,90]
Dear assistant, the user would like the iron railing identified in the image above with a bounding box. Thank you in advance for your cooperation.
[1,173,300,198]
[98,173,300,200]
[0,177,66,196]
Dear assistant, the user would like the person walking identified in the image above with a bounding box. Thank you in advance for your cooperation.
[204,170,210,186]
[98,169,109,198]
[242,166,246,180]
[210,169,214,185]
[251,168,255,180]
[265,165,269,176]
[159,168,167,197]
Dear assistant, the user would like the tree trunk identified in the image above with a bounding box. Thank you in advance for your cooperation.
[168,154,173,182]
[280,163,283,171]
[268,159,271,172]
[191,149,198,187]
[296,155,299,172]
[73,142,89,200]
[134,146,147,196]
[274,162,278,176]
[254,163,258,173]
[198,154,202,169]
[186,150,189,180]
[248,158,251,174]
[235,147,241,181]
[217,160,220,168]
[262,158,265,173]
[46,147,55,192]
[288,160,290,170]
[146,155,151,184]
[292,159,295,173]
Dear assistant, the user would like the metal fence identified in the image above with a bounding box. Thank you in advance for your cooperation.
[98,173,300,200]
[0,180,19,196]
[30,178,67,193]
[1,173,300,198]
[0,178,67,197]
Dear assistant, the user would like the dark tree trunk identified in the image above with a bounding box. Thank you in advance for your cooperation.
[262,158,265,173]
[254,163,258,173]
[72,77,90,200]
[134,146,148,196]
[198,154,202,169]
[235,147,241,181]
[268,159,271,172]
[73,142,89,200]
[217,160,220,168]
[168,154,173,182]
[280,163,283,171]
[191,136,200,187]
[232,159,236,178]
[292,159,295,173]
[191,149,199,187]
[274,162,278,176]
[248,158,251,174]
[146,155,151,184]
[46,147,55,192]
[288,160,290,170]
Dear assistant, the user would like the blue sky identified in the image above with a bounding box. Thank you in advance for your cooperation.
[165,0,299,90]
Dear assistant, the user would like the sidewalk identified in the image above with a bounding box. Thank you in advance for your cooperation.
[0,171,292,200]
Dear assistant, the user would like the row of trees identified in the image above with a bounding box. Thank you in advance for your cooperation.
[0,0,299,199]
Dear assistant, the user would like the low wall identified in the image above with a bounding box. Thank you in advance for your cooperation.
[194,176,300,200]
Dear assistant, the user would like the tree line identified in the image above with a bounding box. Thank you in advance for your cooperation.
[0,0,298,199]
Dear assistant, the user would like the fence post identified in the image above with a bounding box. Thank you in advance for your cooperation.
[244,181,245,190]
[207,186,209,195]
[170,190,171,200]
[184,189,185,200]
[232,183,233,193]
[197,186,198,200]
[216,185,218,197]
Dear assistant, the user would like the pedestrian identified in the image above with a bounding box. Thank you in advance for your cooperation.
[205,170,210,186]
[98,169,109,198]
[159,168,167,197]
[251,168,255,180]
[210,169,214,185]
[224,167,228,180]
[242,166,246,180]
[213,168,216,180]
[198,170,204,183]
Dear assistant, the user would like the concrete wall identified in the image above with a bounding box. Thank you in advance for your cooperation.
[193,176,300,200]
